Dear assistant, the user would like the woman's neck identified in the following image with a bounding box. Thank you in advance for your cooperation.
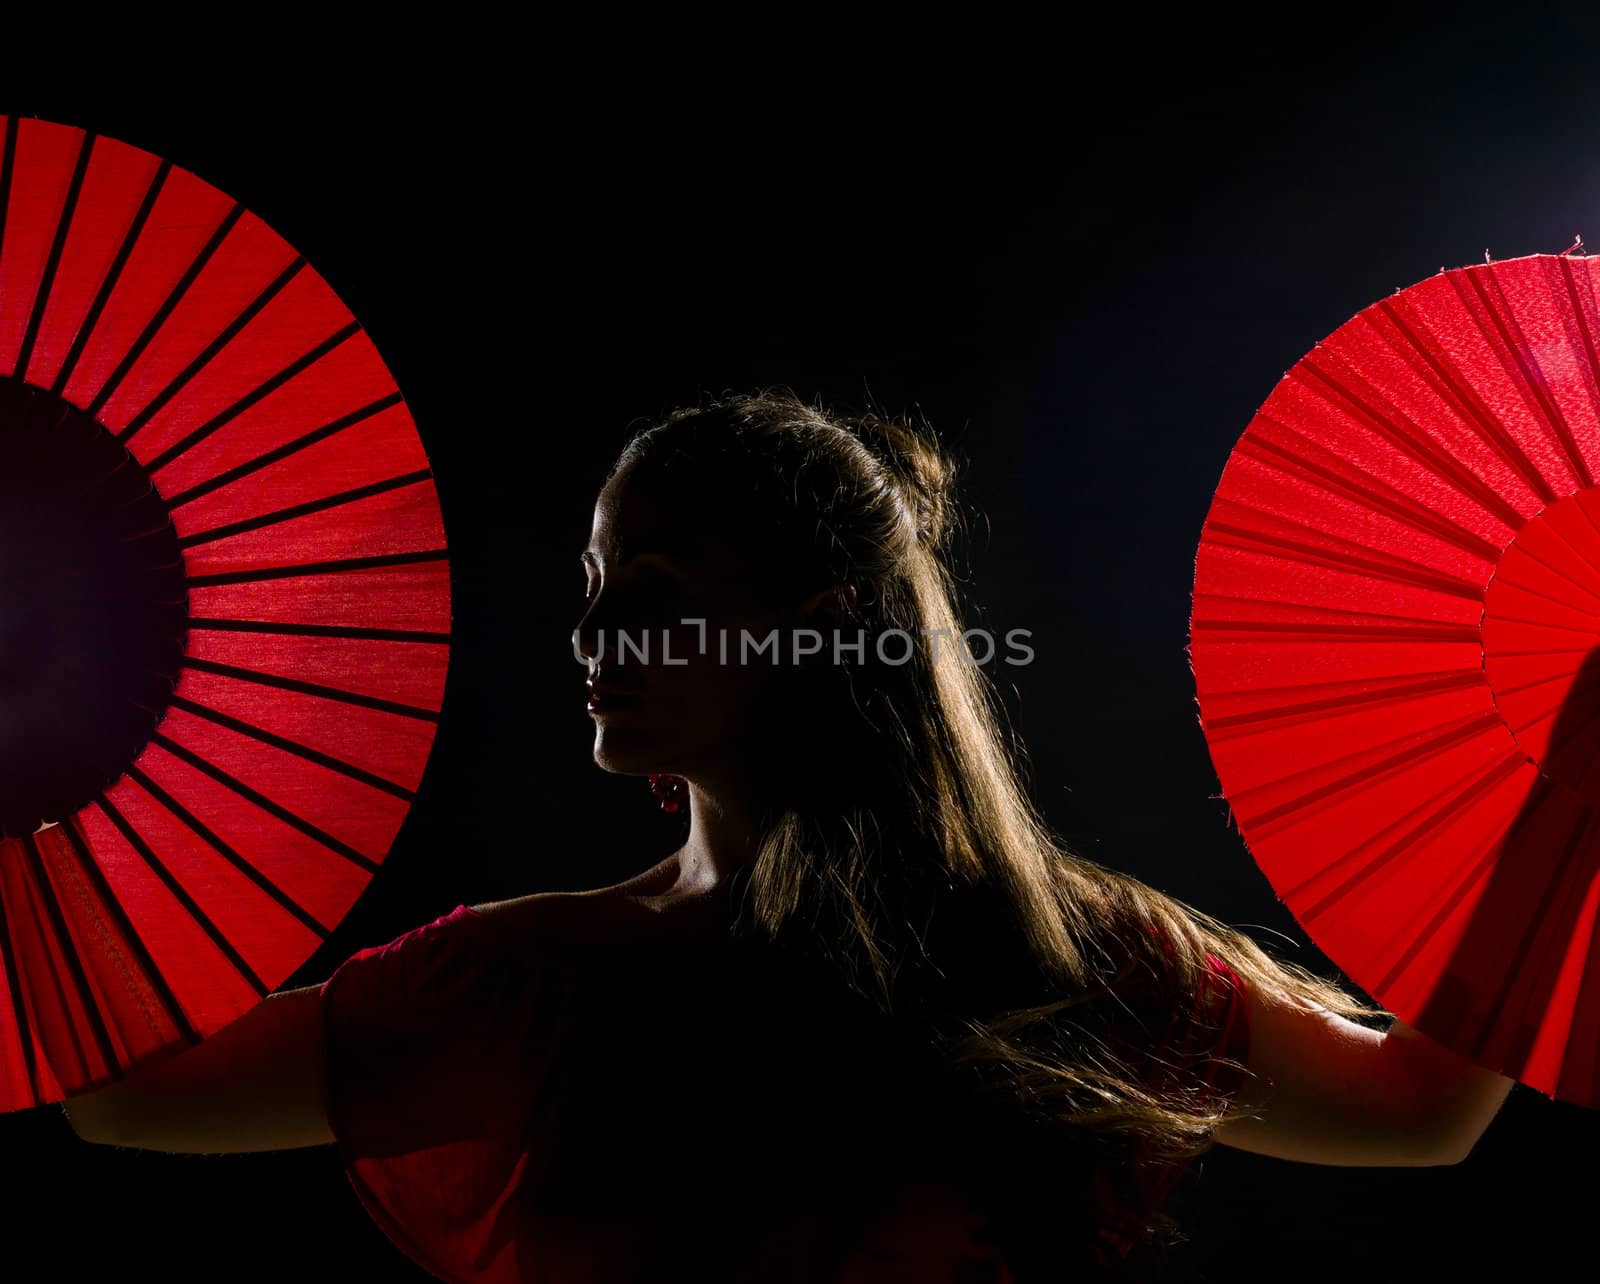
[666,771,768,897]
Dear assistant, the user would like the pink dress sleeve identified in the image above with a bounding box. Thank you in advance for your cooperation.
[1090,937,1253,1269]
[319,903,573,1283]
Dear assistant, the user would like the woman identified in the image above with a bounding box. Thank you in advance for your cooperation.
[61,389,1515,1282]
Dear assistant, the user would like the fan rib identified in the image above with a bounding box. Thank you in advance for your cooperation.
[166,695,416,800]
[52,159,172,399]
[1572,489,1600,557]
[1370,777,1592,1070]
[121,764,328,942]
[117,255,307,448]
[15,129,94,385]
[85,201,246,422]
[1245,709,1504,834]
[175,469,435,550]
[1520,517,1600,611]
[186,617,449,645]
[1191,615,1481,645]
[1534,682,1600,761]
[1478,802,1598,1068]
[0,118,16,301]
[1244,418,1503,562]
[1376,296,1557,507]
[1491,566,1600,621]
[1462,266,1591,491]
[148,731,381,874]
[1495,645,1600,668]
[1294,353,1527,530]
[1203,517,1484,602]
[1295,742,1524,916]
[1552,255,1600,438]
[163,391,405,511]
[92,795,269,997]
[18,832,120,1078]
[58,820,198,1041]
[186,547,448,588]
[1192,592,1483,634]
[1201,670,1484,734]
[179,655,440,722]
[0,876,43,1106]
[142,318,361,472]
[1370,817,1512,1004]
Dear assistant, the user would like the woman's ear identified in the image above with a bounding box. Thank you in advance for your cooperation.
[836,583,860,622]
[796,582,860,634]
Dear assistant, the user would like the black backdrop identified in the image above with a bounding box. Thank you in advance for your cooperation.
[7,16,1600,1280]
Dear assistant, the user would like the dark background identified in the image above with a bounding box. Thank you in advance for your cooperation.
[7,15,1599,1279]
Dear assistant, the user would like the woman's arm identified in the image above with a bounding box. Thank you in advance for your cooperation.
[61,984,334,1154]
[1212,980,1516,1167]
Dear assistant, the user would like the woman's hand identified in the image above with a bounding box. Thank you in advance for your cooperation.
[61,984,335,1154]
[1213,981,1516,1167]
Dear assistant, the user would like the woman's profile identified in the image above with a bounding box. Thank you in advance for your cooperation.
[58,388,1516,1282]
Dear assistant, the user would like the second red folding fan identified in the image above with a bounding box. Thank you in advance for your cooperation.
[1190,247,1600,1111]
[0,115,450,1112]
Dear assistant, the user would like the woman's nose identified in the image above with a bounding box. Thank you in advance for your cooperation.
[573,592,629,665]
[574,601,604,665]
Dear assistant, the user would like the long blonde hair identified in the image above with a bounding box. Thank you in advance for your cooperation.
[610,387,1389,1274]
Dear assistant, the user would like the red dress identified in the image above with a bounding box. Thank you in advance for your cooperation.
[320,902,1251,1282]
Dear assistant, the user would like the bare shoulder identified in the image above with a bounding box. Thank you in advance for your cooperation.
[467,852,687,945]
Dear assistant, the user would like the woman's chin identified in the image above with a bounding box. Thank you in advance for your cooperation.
[591,735,671,776]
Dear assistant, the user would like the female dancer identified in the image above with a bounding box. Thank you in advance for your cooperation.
[61,389,1515,1281]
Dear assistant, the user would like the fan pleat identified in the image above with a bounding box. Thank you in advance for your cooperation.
[171,668,433,791]
[56,819,198,1043]
[147,731,382,873]
[166,694,417,801]
[185,546,448,588]
[117,764,328,946]
[48,153,170,398]
[186,561,450,632]
[124,745,366,932]
[91,211,296,433]
[180,656,440,722]
[183,630,446,713]
[161,392,408,509]
[175,469,436,551]
[1240,414,1506,559]
[85,201,247,421]
[139,317,360,470]
[116,256,310,449]
[1205,505,1485,598]
[82,799,271,1007]
[0,866,46,1105]
[177,481,445,576]
[17,833,121,1078]
[0,116,76,377]
[185,617,449,644]
[13,129,94,381]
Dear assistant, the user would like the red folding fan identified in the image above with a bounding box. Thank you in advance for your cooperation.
[0,115,450,1112]
[1190,247,1600,1111]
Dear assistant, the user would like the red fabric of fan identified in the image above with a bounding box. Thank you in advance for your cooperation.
[0,115,449,1112]
[1190,248,1600,1110]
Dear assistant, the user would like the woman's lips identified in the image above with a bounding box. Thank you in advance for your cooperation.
[586,684,644,714]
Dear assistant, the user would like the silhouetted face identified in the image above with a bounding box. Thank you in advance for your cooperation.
[575,462,801,780]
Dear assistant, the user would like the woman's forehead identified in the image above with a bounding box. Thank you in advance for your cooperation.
[591,470,743,571]
[593,473,683,546]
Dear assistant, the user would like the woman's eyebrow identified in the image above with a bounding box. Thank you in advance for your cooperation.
[580,547,686,575]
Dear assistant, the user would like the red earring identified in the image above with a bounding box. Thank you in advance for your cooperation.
[647,773,688,814]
